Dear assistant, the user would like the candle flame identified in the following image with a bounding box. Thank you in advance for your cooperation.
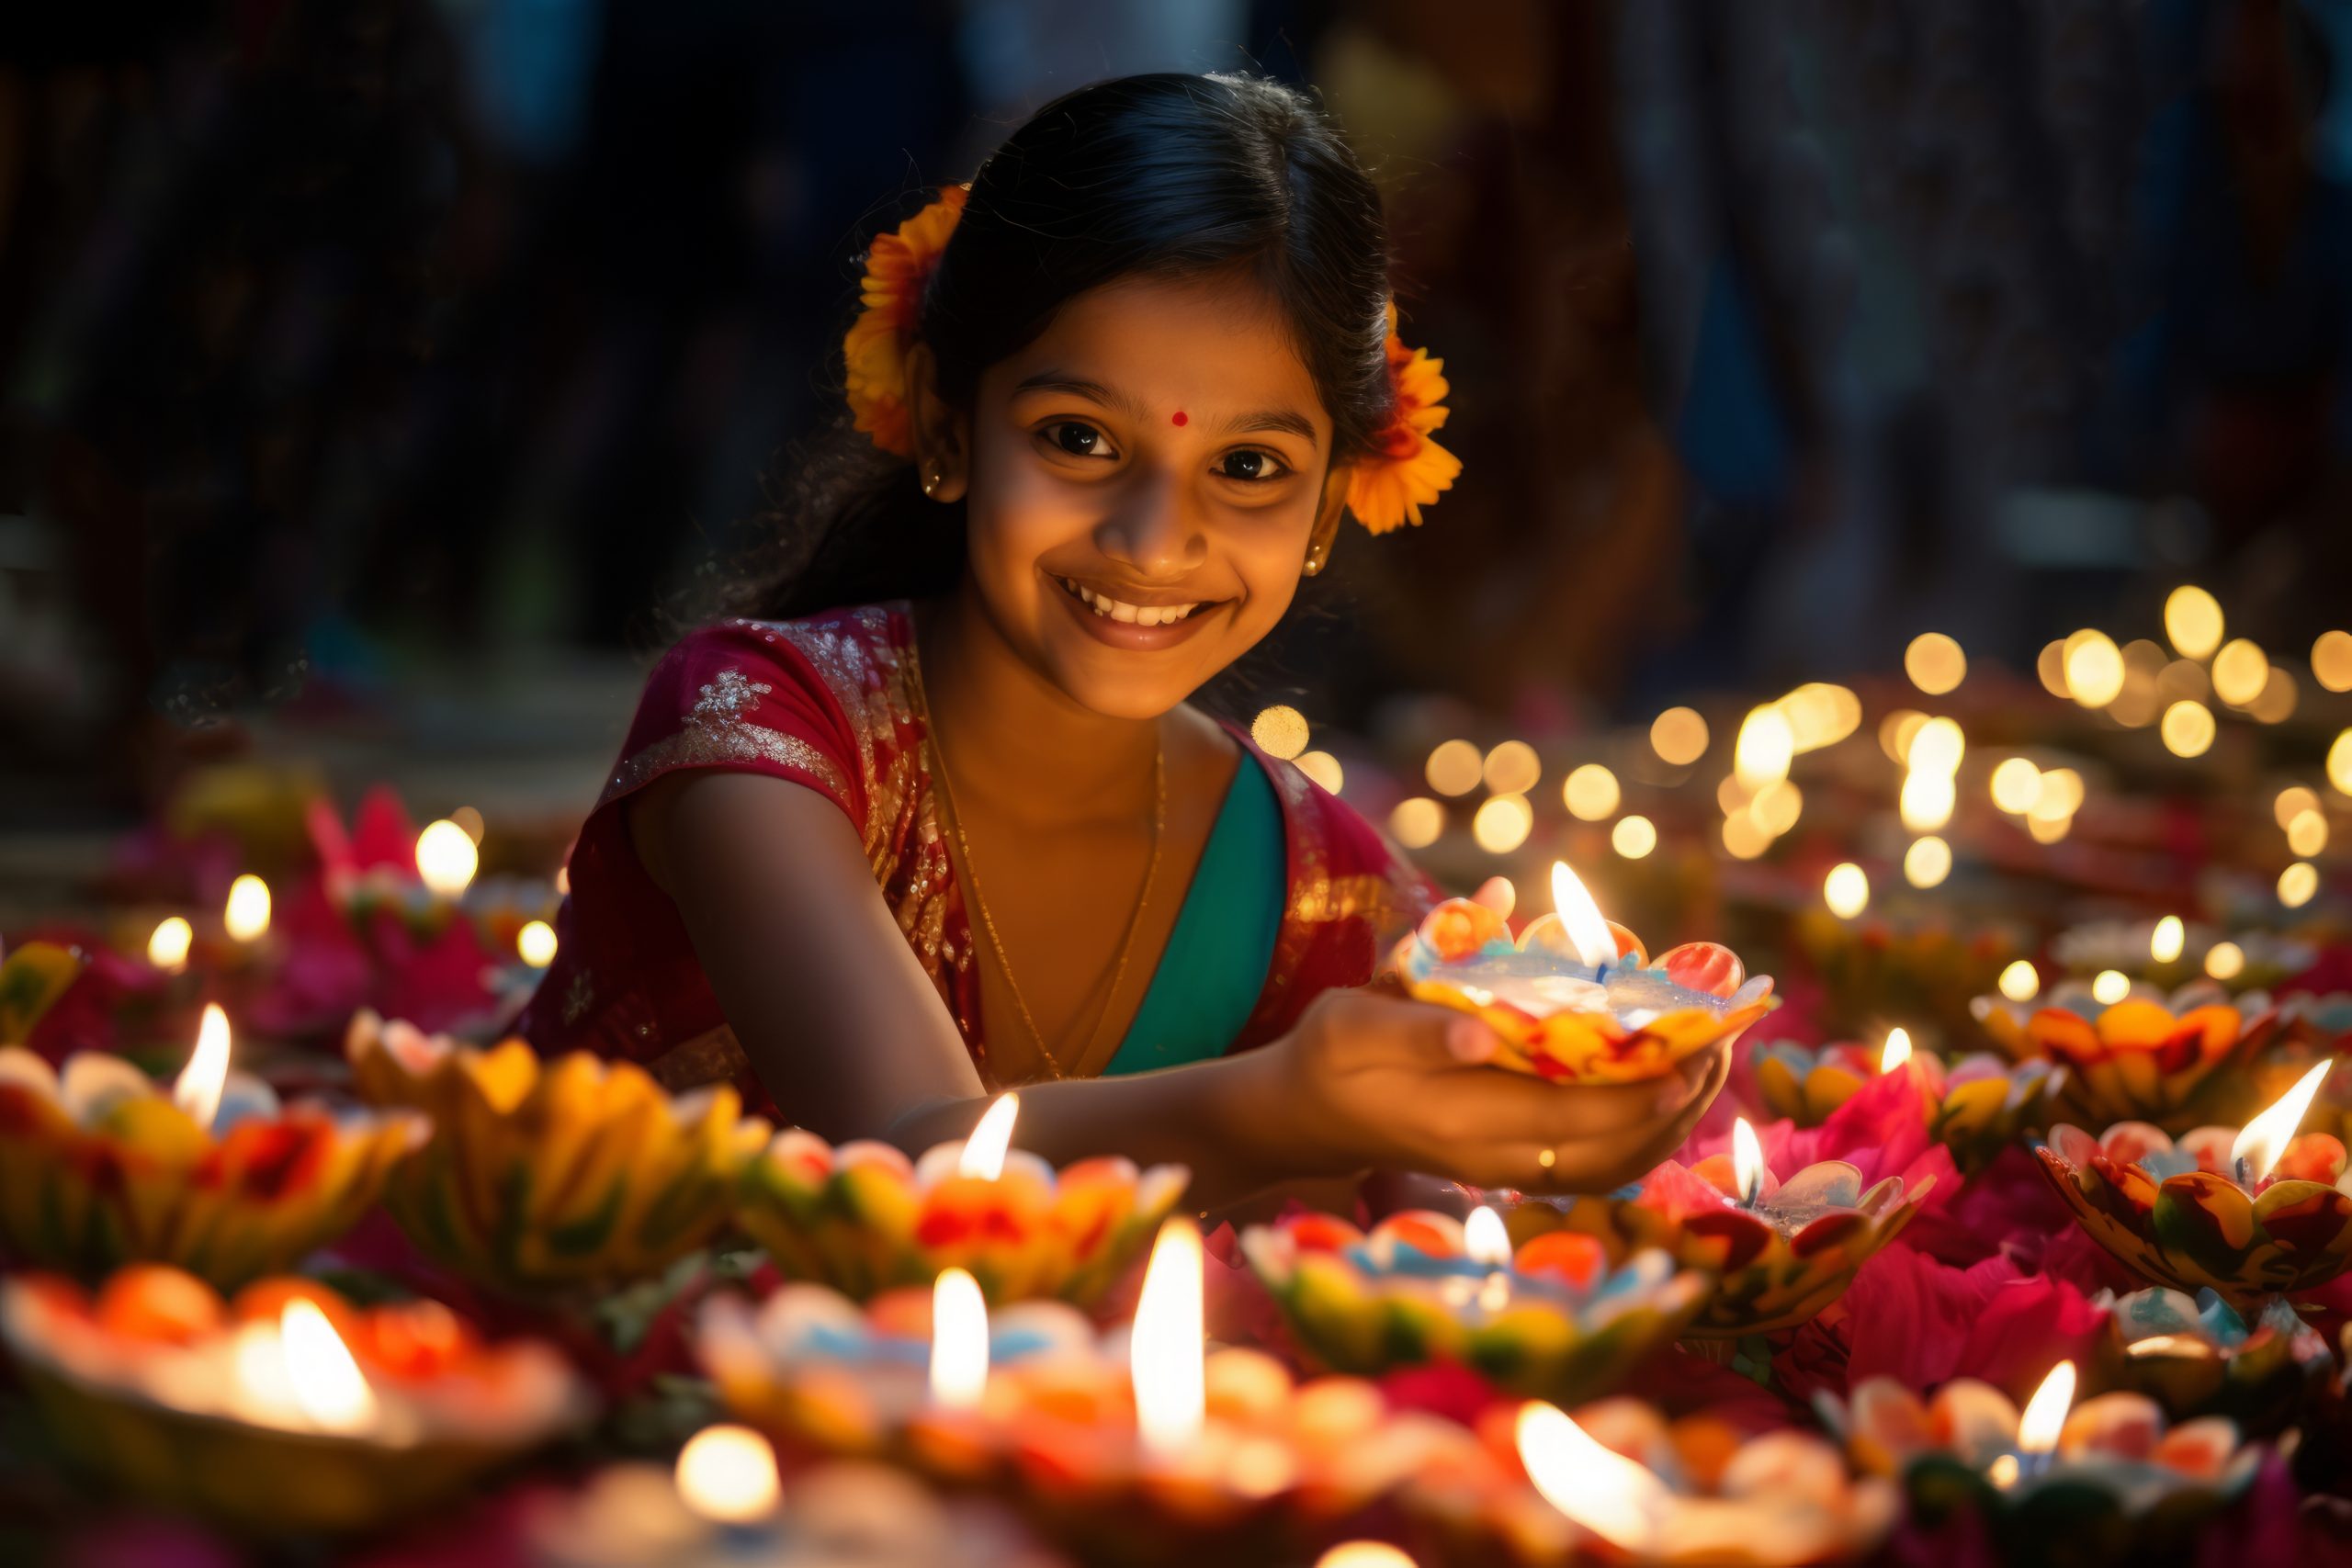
[1996,959,2040,1003]
[1313,1546,1419,1568]
[2017,1359,2075,1455]
[2150,915,2185,964]
[1514,1401,1668,1551]
[1548,862,1618,969]
[147,916,194,973]
[1880,1028,1913,1074]
[414,819,480,897]
[957,1092,1021,1180]
[223,874,271,942]
[1463,1205,1512,1269]
[1731,1116,1765,1205]
[1131,1216,1204,1461]
[515,919,558,967]
[279,1299,379,1435]
[675,1424,782,1524]
[929,1266,989,1411]
[2231,1060,2332,1184]
[174,1003,232,1133]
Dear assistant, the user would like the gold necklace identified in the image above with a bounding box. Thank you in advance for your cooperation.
[913,662,1167,1081]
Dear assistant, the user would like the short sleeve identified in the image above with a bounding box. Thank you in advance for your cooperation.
[598,619,867,837]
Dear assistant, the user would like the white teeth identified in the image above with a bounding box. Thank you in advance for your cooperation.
[1059,578,1200,626]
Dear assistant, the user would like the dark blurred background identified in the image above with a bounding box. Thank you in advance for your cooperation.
[4,0,2350,843]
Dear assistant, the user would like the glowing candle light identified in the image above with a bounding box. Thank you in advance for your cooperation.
[928,1267,989,1411]
[174,1003,233,1133]
[1610,814,1657,860]
[2150,915,2185,964]
[147,916,194,973]
[516,919,558,967]
[1131,1217,1204,1462]
[280,1299,380,1436]
[1514,1400,1669,1553]
[1903,835,1951,888]
[2091,969,2131,1006]
[2278,863,2320,909]
[2017,1360,2075,1461]
[1899,769,1956,832]
[1651,707,1709,766]
[1880,1028,1913,1074]
[1997,960,2040,1002]
[1731,1117,1765,1208]
[223,874,271,942]
[2063,631,2124,708]
[1314,1545,1418,1568]
[1548,862,1619,970]
[1905,632,1966,694]
[1824,863,1869,919]
[2205,941,2245,982]
[2164,586,2224,660]
[957,1093,1021,1181]
[1563,763,1620,820]
[1733,705,1794,790]
[2231,1061,2331,1187]
[1463,1203,1513,1313]
[1989,757,2042,814]
[675,1424,783,1525]
[415,819,480,897]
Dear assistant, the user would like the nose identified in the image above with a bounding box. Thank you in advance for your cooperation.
[1093,467,1208,581]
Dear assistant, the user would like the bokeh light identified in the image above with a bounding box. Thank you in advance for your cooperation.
[1990,758,2042,814]
[1472,794,1533,853]
[2329,729,2352,796]
[2206,941,2245,981]
[2277,785,2322,828]
[2159,699,2214,757]
[1904,835,1951,888]
[415,819,481,897]
[2278,863,2320,908]
[1250,705,1308,760]
[1997,959,2041,1001]
[2288,810,2328,859]
[1563,763,1621,821]
[2062,630,2124,707]
[2314,630,2352,694]
[1905,632,1966,694]
[1650,707,1709,766]
[1295,750,1343,794]
[1611,815,1657,859]
[517,919,558,967]
[1879,709,1928,765]
[223,874,271,942]
[2151,915,2185,964]
[1483,739,1541,795]
[146,916,194,973]
[1426,739,1483,796]
[1824,863,1870,919]
[2211,639,2267,707]
[1389,797,1444,850]
[2091,969,2131,1005]
[2164,586,2224,660]
[1733,705,1794,788]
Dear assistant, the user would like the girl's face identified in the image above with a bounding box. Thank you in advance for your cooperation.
[941,273,1341,721]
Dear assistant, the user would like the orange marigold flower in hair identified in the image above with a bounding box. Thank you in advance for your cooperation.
[1345,301,1462,535]
[843,184,969,457]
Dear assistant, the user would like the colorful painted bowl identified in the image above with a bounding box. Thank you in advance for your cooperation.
[1819,1376,2258,1550]
[2031,1121,2352,1306]
[1971,979,2275,1133]
[736,1127,1187,1307]
[2094,1286,2333,1436]
[1237,1209,1708,1402]
[0,1045,424,1290]
[1399,897,1775,1083]
[1502,1153,1933,1337]
[346,1010,770,1296]
[1400,1396,1900,1568]
[1,1266,593,1534]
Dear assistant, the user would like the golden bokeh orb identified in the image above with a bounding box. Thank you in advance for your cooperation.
[1471,794,1534,854]
[1824,862,1870,919]
[1611,814,1657,860]
[1482,739,1542,795]
[1388,797,1444,850]
[2163,586,2224,660]
[1426,739,1484,796]
[1905,632,1967,695]
[2211,638,2268,707]
[1562,763,1621,821]
[2159,699,2215,758]
[2314,630,2352,694]
[1650,706,1710,766]
[1250,705,1309,760]
[1904,835,1952,888]
[2062,630,2125,708]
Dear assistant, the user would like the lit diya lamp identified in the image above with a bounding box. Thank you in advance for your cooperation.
[1749,1029,2064,1174]
[1237,1205,1707,1403]
[700,1219,1464,1565]
[2030,1062,2352,1308]
[2091,1285,2332,1436]
[346,1010,770,1296]
[0,1264,593,1533]
[1819,1360,2258,1547]
[1400,862,1776,1082]
[1398,1397,1898,1568]
[737,1093,1188,1307]
[529,1423,1066,1568]
[1971,976,2278,1133]
[1503,1117,1934,1337]
[0,1005,425,1289]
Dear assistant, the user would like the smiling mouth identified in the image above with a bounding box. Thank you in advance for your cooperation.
[1053,575,1222,627]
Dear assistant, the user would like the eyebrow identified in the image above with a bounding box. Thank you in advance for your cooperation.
[1012,372,1320,446]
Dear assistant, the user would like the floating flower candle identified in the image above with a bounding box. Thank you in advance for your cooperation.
[2031,1065,2352,1306]
[0,1008,424,1289]
[1398,1396,1897,1568]
[1972,976,2277,1132]
[1747,1033,2064,1172]
[1399,862,1775,1083]
[735,1092,1187,1306]
[0,1266,592,1533]
[1237,1207,1707,1403]
[346,1010,768,1295]
[1503,1118,1933,1336]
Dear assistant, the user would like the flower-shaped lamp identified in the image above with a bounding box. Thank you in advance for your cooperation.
[2094,1286,2332,1435]
[1972,978,2275,1133]
[1751,1032,2064,1175]
[1401,863,1775,1084]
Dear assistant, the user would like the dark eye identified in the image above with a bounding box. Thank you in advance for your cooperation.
[1216,448,1288,483]
[1044,421,1111,457]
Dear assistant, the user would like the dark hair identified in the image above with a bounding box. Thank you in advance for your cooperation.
[728,73,1394,621]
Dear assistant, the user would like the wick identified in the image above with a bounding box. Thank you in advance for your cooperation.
[2234,1156,2252,1192]
[1594,962,1611,986]
[1170,411,1188,426]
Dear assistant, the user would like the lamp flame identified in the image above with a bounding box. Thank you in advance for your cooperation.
[147,916,194,973]
[1515,1400,1668,1551]
[223,874,271,942]
[2017,1359,2075,1455]
[414,819,480,897]
[929,1266,989,1411]
[2151,915,2186,964]
[2231,1061,2332,1185]
[1880,1028,1913,1074]
[1464,1205,1512,1269]
[957,1092,1021,1180]
[174,1003,232,1133]
[1131,1216,1204,1461]
[675,1424,783,1525]
[279,1299,379,1435]
[1731,1116,1765,1205]
[1548,862,1619,970]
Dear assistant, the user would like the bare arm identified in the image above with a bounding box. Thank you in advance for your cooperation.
[636,771,1726,1211]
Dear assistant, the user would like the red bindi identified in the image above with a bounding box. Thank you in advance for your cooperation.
[1170,411,1188,426]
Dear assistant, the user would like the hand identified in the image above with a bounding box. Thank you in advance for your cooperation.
[1241,988,1729,1195]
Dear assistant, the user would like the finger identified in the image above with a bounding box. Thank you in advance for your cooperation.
[1471,875,1516,919]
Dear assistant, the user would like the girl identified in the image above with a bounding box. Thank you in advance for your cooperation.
[522,73,1725,1209]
